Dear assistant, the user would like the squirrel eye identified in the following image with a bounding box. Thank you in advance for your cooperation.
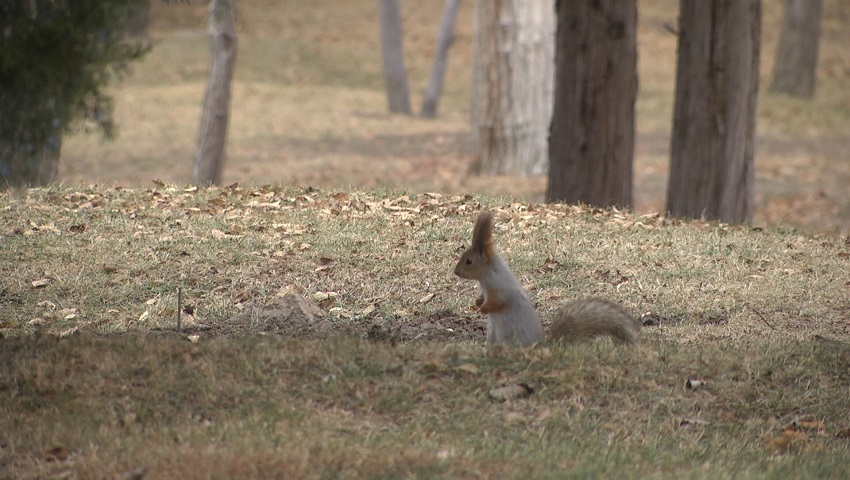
[465,258,472,265]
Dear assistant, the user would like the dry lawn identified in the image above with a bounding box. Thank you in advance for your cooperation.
[58,0,850,234]
[1,186,849,478]
[4,1,850,478]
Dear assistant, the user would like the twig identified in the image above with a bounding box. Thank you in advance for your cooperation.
[747,304,775,330]
[177,287,183,333]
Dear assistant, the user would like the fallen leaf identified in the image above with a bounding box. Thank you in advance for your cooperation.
[187,334,200,343]
[678,418,711,428]
[535,407,552,421]
[31,278,51,288]
[329,307,352,319]
[685,378,706,390]
[436,448,455,460]
[489,383,534,402]
[785,417,825,433]
[44,445,70,462]
[767,429,807,453]
[317,257,335,265]
[503,411,525,423]
[313,291,338,309]
[419,293,436,304]
[59,327,78,338]
[455,363,479,374]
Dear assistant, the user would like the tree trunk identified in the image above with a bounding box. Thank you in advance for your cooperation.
[769,0,821,98]
[470,0,554,176]
[379,0,412,115]
[192,0,238,186]
[666,0,761,224]
[0,1,62,189]
[123,1,150,38]
[545,0,637,208]
[420,0,462,119]
[0,135,61,189]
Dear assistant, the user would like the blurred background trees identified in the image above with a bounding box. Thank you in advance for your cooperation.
[770,0,823,97]
[0,0,150,189]
[5,1,845,232]
[379,0,412,115]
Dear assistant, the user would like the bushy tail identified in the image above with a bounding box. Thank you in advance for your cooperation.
[548,298,640,343]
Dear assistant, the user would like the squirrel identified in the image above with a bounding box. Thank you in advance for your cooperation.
[453,209,641,346]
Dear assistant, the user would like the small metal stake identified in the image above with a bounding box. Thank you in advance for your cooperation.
[177,287,183,333]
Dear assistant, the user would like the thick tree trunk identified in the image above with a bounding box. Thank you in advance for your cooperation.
[769,0,821,98]
[192,0,237,186]
[0,1,62,188]
[123,1,150,38]
[666,0,761,224]
[0,135,61,188]
[379,0,412,115]
[420,0,462,119]
[470,0,554,176]
[546,0,637,208]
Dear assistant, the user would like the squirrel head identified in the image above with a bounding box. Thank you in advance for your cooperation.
[453,210,495,280]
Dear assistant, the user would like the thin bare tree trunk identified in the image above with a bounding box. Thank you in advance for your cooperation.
[666,0,761,224]
[379,0,412,114]
[192,0,238,186]
[769,0,821,98]
[420,0,462,119]
[546,0,637,208]
[470,0,554,176]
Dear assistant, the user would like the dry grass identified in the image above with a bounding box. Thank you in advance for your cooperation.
[1,186,849,478]
[5,1,850,476]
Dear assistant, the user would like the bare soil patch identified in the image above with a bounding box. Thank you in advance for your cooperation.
[204,293,483,342]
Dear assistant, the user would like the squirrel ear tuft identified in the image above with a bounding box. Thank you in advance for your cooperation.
[471,210,494,254]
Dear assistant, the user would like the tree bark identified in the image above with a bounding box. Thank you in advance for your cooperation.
[666,0,761,224]
[0,135,61,189]
[420,0,462,119]
[769,0,821,98]
[546,0,637,208]
[192,0,238,186]
[379,0,412,115]
[123,1,150,38]
[0,1,62,188]
[470,0,554,176]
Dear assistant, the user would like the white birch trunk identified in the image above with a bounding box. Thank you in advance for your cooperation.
[470,0,554,176]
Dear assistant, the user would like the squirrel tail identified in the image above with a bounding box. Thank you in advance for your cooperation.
[548,298,641,344]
